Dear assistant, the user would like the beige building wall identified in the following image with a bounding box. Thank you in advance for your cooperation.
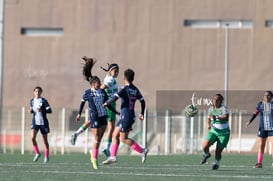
[3,0,273,111]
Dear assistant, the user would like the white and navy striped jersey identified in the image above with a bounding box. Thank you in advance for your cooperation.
[256,101,273,130]
[29,97,52,126]
[81,88,108,117]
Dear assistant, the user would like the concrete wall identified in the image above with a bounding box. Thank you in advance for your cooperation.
[3,0,273,111]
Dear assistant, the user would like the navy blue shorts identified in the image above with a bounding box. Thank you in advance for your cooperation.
[31,125,50,135]
[90,115,107,128]
[116,111,135,133]
[257,129,273,138]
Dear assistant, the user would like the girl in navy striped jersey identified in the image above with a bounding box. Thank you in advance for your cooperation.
[75,57,119,170]
[245,90,273,168]
[71,61,119,151]
[29,86,52,163]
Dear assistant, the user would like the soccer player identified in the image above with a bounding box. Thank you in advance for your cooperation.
[100,63,119,157]
[29,86,52,163]
[76,57,119,170]
[102,68,148,165]
[200,94,230,170]
[70,61,119,151]
[245,90,273,168]
[70,56,92,146]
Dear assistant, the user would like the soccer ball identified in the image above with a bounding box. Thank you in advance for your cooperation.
[184,104,198,118]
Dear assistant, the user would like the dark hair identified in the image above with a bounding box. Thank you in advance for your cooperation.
[33,86,43,92]
[216,93,224,102]
[100,63,119,72]
[124,69,135,82]
[265,90,273,97]
[82,56,100,83]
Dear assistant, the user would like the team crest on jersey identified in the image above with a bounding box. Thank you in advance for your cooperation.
[94,121,98,127]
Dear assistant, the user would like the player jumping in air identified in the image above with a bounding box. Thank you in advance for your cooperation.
[100,63,119,157]
[75,57,119,170]
[71,61,119,158]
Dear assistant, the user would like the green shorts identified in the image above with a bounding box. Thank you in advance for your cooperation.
[206,128,230,149]
[106,102,117,122]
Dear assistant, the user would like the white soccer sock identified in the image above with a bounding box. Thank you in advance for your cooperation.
[76,127,84,135]
[214,160,220,165]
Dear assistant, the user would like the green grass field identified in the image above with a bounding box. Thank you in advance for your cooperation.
[1,153,273,181]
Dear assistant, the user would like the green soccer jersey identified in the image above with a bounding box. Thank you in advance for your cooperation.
[207,105,230,148]
[208,105,230,134]
[103,74,118,97]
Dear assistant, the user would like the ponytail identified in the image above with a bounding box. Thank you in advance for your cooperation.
[100,63,119,72]
[82,56,96,82]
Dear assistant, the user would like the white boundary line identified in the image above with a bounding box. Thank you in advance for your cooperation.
[22,170,273,179]
[0,162,271,179]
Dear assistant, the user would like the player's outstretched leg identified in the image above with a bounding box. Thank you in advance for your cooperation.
[70,133,77,145]
[71,122,90,145]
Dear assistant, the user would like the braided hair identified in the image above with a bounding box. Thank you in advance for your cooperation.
[82,56,100,83]
[100,63,119,72]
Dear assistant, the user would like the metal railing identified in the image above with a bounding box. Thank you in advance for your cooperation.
[0,107,267,155]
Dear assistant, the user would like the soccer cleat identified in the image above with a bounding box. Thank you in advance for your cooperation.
[141,148,149,164]
[102,156,117,165]
[33,153,41,162]
[253,163,262,168]
[91,158,98,170]
[44,157,49,164]
[200,153,211,164]
[90,150,98,170]
[102,149,111,157]
[212,164,219,170]
[71,133,77,145]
